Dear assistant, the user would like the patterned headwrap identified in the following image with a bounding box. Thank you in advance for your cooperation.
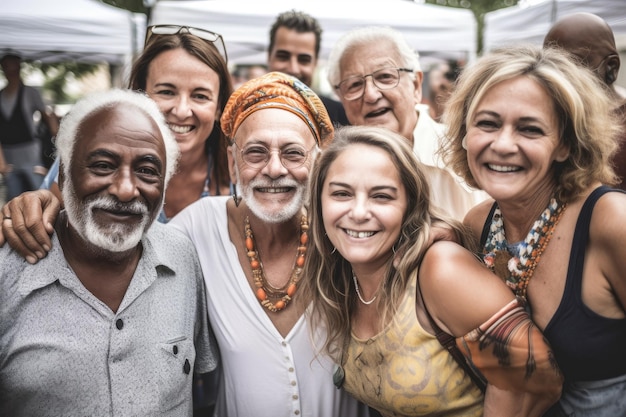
[221,71,334,147]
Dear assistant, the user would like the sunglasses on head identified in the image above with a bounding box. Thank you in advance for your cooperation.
[145,25,228,63]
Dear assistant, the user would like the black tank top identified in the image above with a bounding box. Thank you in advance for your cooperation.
[481,186,626,381]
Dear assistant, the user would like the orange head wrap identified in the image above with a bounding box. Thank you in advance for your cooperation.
[220,71,334,147]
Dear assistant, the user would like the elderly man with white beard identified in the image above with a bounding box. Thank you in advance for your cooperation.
[0,89,216,417]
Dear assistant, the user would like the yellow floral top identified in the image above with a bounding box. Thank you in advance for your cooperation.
[342,273,483,417]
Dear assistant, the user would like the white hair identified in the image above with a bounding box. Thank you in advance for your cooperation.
[55,89,179,189]
[326,26,421,88]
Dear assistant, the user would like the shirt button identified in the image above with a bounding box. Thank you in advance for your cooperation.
[292,394,299,400]
[289,367,294,372]
[291,380,296,386]
[173,345,178,355]
[183,359,191,374]
[116,319,123,330]
[294,411,300,415]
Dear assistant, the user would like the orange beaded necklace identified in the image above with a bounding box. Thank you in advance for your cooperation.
[244,215,308,312]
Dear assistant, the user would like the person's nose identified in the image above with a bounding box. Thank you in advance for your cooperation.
[349,195,371,221]
[362,76,382,102]
[490,127,518,154]
[109,170,140,202]
[171,95,193,119]
[285,57,300,77]
[262,150,288,178]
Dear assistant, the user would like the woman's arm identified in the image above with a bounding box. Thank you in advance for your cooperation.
[593,192,626,315]
[0,189,60,263]
[419,240,563,417]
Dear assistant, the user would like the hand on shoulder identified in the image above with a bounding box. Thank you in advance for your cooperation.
[0,189,60,263]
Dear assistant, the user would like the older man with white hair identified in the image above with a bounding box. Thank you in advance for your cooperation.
[0,89,216,416]
[327,26,487,220]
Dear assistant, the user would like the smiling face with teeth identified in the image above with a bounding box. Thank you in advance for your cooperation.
[229,108,317,223]
[337,40,421,144]
[145,48,222,157]
[321,143,406,275]
[465,76,569,204]
[60,104,166,254]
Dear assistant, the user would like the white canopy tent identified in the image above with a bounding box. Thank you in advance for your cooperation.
[0,0,145,65]
[149,0,477,66]
[484,0,626,52]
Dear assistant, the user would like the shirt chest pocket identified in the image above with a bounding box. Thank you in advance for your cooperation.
[157,336,195,412]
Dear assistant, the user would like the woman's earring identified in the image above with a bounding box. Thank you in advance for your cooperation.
[461,136,468,150]
[331,247,337,254]
[232,187,242,207]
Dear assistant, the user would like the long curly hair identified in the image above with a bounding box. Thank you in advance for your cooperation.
[440,44,620,203]
[299,125,475,362]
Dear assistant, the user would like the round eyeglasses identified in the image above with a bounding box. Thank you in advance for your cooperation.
[233,142,318,170]
[145,25,228,64]
[335,67,414,101]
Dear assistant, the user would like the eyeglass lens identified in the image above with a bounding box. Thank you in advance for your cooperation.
[239,144,313,169]
[338,68,409,100]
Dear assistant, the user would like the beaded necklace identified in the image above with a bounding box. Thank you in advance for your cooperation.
[244,215,308,312]
[352,273,378,305]
[482,197,566,299]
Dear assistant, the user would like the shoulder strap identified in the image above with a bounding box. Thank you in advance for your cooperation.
[419,286,487,392]
[479,202,498,247]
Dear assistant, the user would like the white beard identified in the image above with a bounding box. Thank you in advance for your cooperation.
[234,164,306,224]
[63,179,152,253]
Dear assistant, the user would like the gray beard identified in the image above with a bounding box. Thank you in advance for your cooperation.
[62,178,152,252]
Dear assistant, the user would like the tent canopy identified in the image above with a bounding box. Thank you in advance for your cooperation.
[0,0,145,64]
[484,0,626,52]
[149,0,477,65]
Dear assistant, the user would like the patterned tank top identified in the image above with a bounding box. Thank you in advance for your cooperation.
[342,272,483,417]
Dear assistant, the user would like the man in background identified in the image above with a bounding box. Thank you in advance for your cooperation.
[0,53,58,199]
[267,9,349,127]
[544,12,626,190]
[426,60,460,123]
[327,26,487,220]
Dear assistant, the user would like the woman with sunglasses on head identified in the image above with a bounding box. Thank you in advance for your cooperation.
[134,25,233,221]
[36,25,233,223]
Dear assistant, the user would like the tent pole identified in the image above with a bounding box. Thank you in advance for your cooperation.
[550,0,558,23]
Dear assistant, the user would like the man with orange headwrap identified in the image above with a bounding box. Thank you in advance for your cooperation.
[169,72,368,417]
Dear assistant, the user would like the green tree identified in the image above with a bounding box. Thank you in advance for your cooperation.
[424,0,518,55]
[31,62,101,104]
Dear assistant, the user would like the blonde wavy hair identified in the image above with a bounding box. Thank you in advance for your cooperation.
[440,44,620,202]
[299,125,474,362]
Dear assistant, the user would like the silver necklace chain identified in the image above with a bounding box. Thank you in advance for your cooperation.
[352,273,377,305]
